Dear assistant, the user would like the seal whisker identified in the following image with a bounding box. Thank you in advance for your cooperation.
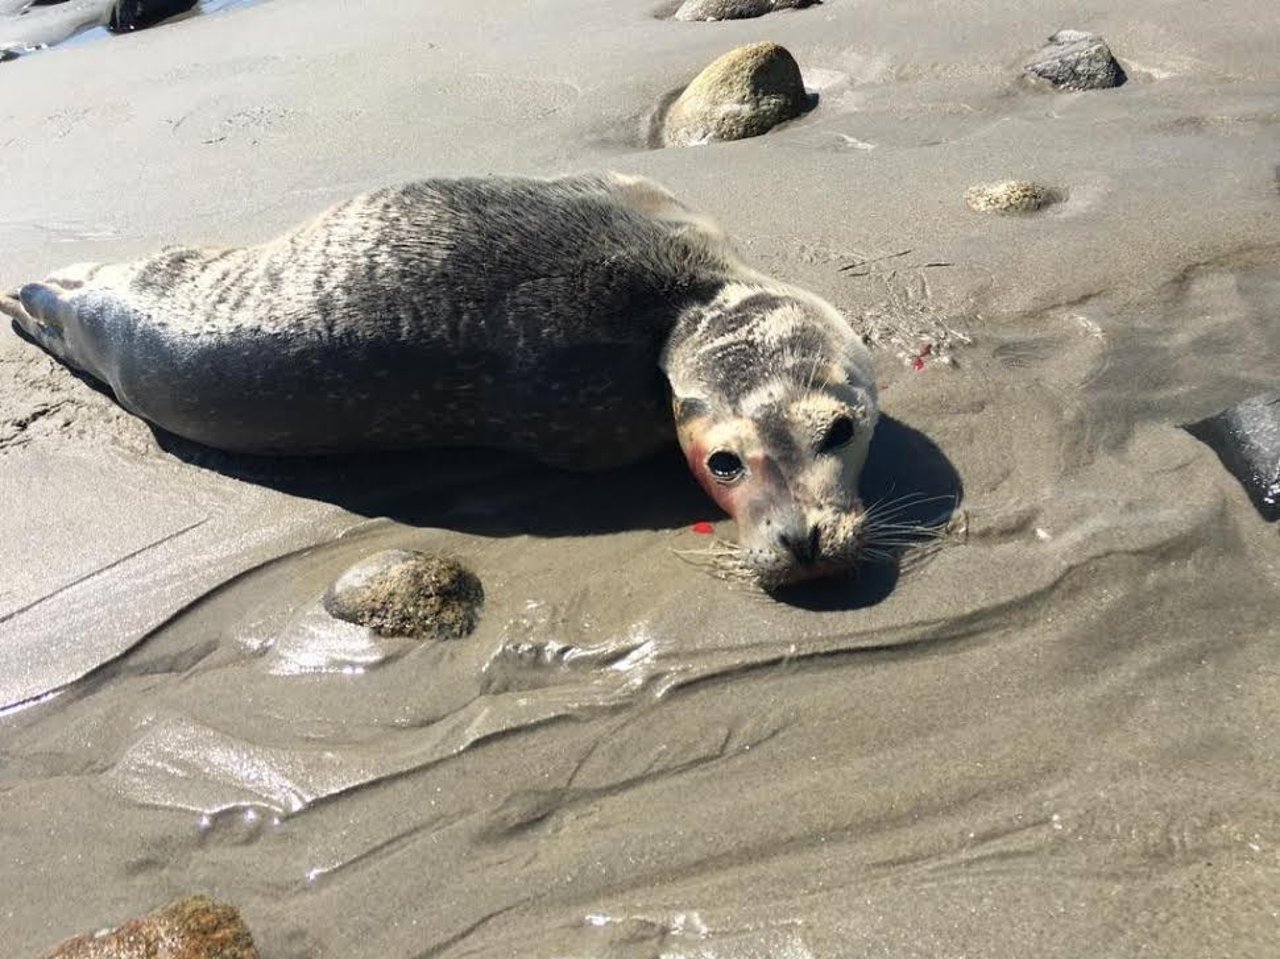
[863,491,958,515]
[858,549,898,564]
[862,524,948,540]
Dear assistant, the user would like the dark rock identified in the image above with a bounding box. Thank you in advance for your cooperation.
[1184,391,1280,521]
[662,42,808,147]
[1024,30,1125,91]
[40,895,259,959]
[673,0,818,22]
[324,549,485,639]
[108,0,198,33]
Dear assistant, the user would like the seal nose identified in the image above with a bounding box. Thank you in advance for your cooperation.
[778,523,822,565]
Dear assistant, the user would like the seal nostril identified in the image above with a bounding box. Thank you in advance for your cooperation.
[779,525,821,565]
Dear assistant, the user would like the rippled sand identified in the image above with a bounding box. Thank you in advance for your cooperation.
[2,1,1278,956]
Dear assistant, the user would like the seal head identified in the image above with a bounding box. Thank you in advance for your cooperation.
[662,283,879,588]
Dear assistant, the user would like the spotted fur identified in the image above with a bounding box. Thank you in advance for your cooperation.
[3,172,879,585]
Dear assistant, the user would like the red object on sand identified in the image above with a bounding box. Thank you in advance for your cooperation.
[692,521,715,535]
[912,341,932,371]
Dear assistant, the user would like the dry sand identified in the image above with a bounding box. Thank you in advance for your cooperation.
[2,1,1278,956]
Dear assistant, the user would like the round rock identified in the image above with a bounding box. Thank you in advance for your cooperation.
[673,0,818,22]
[324,549,484,640]
[964,180,1057,214]
[1024,30,1124,91]
[661,42,808,147]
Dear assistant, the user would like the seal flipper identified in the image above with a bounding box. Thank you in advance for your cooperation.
[19,282,69,326]
[3,284,80,369]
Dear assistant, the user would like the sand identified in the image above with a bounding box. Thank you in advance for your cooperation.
[1,0,1278,955]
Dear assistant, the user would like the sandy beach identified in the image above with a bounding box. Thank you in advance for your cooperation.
[2,1,1278,956]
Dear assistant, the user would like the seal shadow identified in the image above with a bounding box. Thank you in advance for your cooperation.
[153,411,961,612]
[768,414,964,612]
[151,428,717,538]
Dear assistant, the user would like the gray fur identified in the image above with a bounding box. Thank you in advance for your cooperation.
[4,174,735,468]
[4,174,875,501]
[5,172,884,584]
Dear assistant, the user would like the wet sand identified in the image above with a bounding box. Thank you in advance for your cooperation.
[2,0,1278,955]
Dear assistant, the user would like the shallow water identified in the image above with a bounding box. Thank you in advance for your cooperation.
[1,0,1278,956]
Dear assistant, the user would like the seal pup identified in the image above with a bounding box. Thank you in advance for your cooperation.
[2,173,878,588]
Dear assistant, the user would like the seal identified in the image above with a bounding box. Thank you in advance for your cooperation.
[2,173,878,587]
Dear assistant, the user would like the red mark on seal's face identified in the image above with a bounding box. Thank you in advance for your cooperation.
[692,521,715,535]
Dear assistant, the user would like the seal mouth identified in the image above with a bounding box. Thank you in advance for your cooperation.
[676,494,960,592]
[753,552,861,591]
[674,532,864,590]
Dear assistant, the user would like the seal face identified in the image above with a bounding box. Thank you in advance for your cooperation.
[2,173,878,587]
[663,284,878,588]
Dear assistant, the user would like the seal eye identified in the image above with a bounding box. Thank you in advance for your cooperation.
[706,450,745,483]
[819,416,855,454]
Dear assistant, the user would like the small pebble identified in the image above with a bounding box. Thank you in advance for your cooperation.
[964,180,1057,214]
[324,549,484,640]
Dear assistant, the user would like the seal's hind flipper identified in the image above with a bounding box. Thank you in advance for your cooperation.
[0,289,28,323]
[4,283,77,366]
[19,282,71,326]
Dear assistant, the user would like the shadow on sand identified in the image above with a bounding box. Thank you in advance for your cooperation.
[155,413,962,612]
[771,414,963,611]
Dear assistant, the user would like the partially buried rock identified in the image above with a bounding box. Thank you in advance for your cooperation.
[662,42,808,147]
[108,0,198,33]
[1024,29,1125,91]
[324,549,484,639]
[964,180,1057,214]
[1184,391,1280,521]
[40,895,259,959]
[673,0,818,21]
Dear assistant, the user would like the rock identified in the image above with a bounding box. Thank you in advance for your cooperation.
[324,549,484,639]
[107,0,198,33]
[662,42,808,147]
[40,895,259,959]
[1184,391,1280,521]
[964,180,1057,214]
[673,0,818,22]
[1024,30,1125,90]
